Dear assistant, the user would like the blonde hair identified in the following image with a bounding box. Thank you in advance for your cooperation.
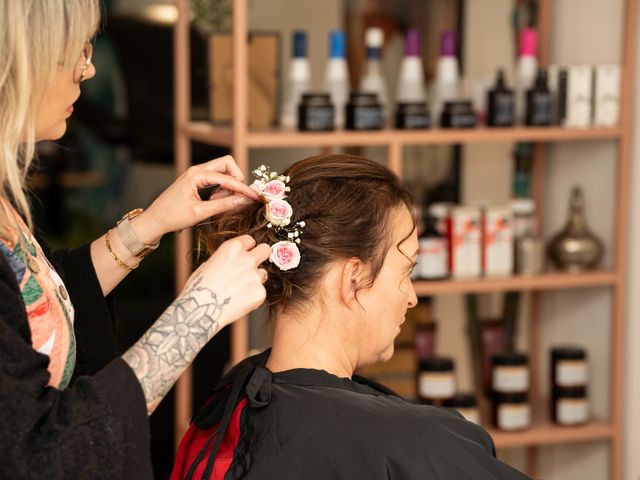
[0,0,101,239]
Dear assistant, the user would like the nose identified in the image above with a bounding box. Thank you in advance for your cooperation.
[407,282,418,309]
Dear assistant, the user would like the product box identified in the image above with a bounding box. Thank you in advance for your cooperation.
[209,33,280,128]
[483,206,514,277]
[565,65,593,128]
[593,65,621,127]
[448,206,482,279]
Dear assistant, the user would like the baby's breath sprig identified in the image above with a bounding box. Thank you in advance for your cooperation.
[250,165,304,270]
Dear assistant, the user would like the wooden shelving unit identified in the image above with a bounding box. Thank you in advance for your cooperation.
[413,271,618,296]
[489,420,614,449]
[185,122,622,149]
[173,0,636,478]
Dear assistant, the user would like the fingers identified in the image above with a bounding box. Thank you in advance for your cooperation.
[201,155,245,181]
[199,193,253,218]
[194,171,259,201]
[233,234,258,251]
[249,242,271,266]
[258,268,268,284]
[209,189,233,201]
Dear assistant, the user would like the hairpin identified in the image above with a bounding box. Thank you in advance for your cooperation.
[251,165,305,271]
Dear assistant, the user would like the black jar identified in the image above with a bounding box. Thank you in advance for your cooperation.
[298,93,335,131]
[440,100,477,128]
[345,92,384,130]
[395,102,431,129]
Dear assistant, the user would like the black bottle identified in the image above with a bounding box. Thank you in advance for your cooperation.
[487,69,515,127]
[525,69,553,126]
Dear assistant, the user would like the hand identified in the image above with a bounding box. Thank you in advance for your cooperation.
[182,235,271,329]
[133,155,260,243]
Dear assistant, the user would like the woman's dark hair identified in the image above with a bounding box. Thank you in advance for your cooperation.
[201,154,416,319]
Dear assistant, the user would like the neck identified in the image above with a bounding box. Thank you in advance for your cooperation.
[267,308,357,379]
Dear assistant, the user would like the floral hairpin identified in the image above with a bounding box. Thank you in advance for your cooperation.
[251,165,305,271]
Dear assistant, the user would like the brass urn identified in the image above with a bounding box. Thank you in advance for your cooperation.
[547,186,604,272]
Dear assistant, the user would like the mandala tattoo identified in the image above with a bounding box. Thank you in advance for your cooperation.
[123,274,230,413]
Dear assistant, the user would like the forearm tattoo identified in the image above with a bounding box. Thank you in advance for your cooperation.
[123,274,230,413]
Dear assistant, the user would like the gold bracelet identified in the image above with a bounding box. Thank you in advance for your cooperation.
[105,229,139,271]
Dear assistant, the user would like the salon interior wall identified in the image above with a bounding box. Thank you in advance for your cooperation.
[459,0,637,478]
[237,4,637,477]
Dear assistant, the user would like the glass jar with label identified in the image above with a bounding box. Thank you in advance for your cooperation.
[443,394,480,424]
[551,347,588,388]
[491,352,529,394]
[552,387,589,426]
[428,202,452,237]
[417,215,448,280]
[492,392,531,431]
[417,357,456,404]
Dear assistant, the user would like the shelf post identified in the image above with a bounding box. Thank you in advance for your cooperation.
[173,0,194,450]
[231,0,251,365]
[611,0,636,477]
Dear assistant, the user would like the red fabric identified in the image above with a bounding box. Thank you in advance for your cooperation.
[171,398,248,480]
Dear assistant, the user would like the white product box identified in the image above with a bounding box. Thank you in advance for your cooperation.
[483,206,514,277]
[449,206,482,279]
[565,65,593,128]
[593,65,621,127]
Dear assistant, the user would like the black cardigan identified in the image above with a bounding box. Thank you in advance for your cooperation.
[0,239,153,479]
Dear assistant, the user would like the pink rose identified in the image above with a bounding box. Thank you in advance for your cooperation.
[262,180,287,201]
[266,199,293,226]
[270,241,301,271]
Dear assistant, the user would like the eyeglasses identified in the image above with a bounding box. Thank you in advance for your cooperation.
[74,40,94,83]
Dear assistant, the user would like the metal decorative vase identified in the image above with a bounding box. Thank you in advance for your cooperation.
[547,186,604,272]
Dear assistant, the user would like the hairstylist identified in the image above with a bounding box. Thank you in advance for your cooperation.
[0,1,271,479]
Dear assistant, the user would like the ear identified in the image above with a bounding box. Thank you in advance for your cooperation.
[338,257,366,309]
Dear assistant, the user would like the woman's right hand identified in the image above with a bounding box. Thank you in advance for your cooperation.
[182,235,271,329]
[123,235,270,413]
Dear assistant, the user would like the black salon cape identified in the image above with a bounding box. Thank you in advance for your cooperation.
[182,350,530,479]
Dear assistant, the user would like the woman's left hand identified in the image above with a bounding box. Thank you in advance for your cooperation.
[131,155,259,244]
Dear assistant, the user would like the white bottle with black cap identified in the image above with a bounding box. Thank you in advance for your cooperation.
[281,31,311,129]
[360,27,388,121]
[324,30,350,129]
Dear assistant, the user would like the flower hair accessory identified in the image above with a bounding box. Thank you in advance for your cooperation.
[251,165,305,271]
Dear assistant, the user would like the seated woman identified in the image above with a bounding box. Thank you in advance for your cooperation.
[171,154,529,480]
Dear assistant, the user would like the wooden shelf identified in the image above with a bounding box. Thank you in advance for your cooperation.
[184,122,622,149]
[489,420,614,449]
[412,271,617,295]
[30,172,106,189]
